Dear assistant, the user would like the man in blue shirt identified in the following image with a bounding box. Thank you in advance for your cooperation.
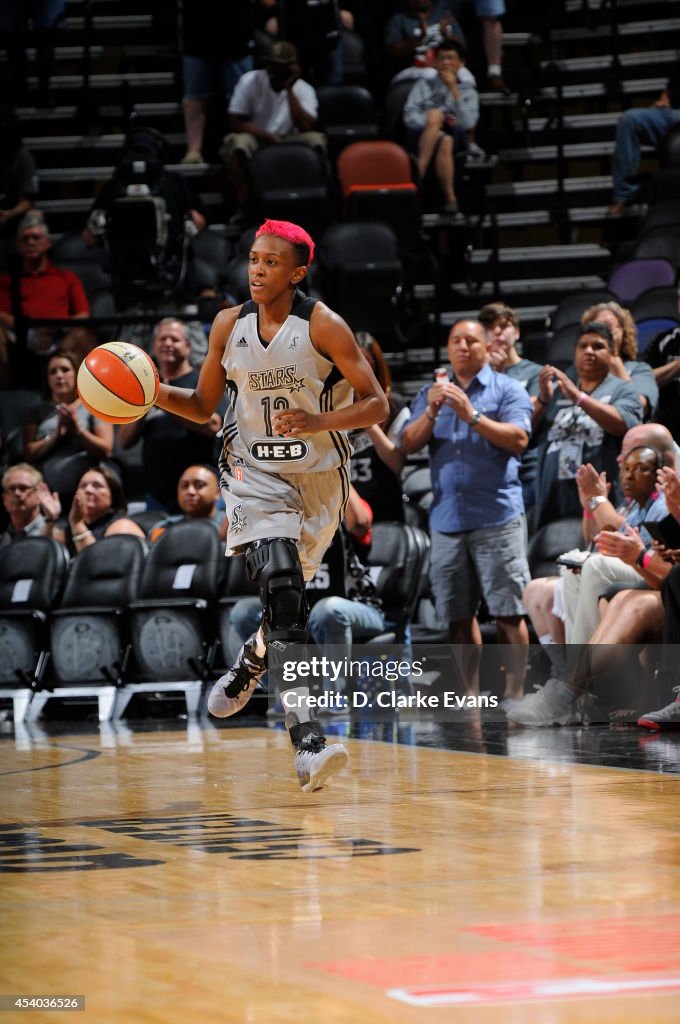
[402,319,533,663]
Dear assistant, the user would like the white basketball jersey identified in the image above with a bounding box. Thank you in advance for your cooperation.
[219,292,353,474]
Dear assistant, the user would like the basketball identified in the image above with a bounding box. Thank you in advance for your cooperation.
[77,341,160,424]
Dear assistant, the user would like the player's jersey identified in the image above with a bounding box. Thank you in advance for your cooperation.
[219,291,353,475]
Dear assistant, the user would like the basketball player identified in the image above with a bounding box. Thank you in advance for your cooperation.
[153,219,388,791]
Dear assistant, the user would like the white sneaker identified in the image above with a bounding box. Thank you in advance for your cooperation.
[286,712,349,790]
[207,638,266,718]
[466,142,487,162]
[504,677,580,727]
[294,740,349,792]
[638,687,680,731]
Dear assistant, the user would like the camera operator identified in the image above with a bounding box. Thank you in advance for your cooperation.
[82,124,206,303]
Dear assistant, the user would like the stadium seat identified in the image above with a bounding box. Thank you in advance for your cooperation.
[128,519,222,688]
[631,285,680,323]
[635,317,680,354]
[364,521,430,644]
[548,290,618,332]
[336,140,422,253]
[248,143,332,239]
[607,258,676,304]
[317,222,403,339]
[36,535,147,722]
[545,323,580,369]
[527,517,583,579]
[632,230,680,268]
[402,466,432,530]
[317,84,378,159]
[0,537,68,722]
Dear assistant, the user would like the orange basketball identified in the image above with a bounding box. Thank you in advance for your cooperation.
[77,341,159,424]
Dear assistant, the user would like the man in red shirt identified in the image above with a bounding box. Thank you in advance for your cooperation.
[0,214,93,385]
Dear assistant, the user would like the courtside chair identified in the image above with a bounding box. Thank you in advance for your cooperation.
[40,535,147,722]
[527,517,584,579]
[0,537,68,724]
[126,519,223,717]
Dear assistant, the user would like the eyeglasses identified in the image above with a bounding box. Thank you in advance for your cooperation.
[3,484,37,494]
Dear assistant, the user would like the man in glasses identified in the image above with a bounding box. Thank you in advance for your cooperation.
[0,463,59,551]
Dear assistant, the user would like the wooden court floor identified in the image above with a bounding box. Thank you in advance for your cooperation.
[1,718,680,1023]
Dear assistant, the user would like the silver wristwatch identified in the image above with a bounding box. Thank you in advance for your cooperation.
[588,495,607,512]
[469,409,482,427]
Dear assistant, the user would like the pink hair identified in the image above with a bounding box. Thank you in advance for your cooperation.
[255,219,315,265]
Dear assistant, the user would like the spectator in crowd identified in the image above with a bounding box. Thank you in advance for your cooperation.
[606,67,680,216]
[0,462,60,551]
[581,301,658,418]
[273,0,357,87]
[219,40,326,213]
[638,469,680,729]
[179,0,256,164]
[403,39,480,213]
[523,421,678,649]
[449,0,509,93]
[385,0,464,76]
[401,318,533,689]
[118,318,223,511]
[350,332,410,523]
[643,323,680,441]
[479,301,542,512]
[0,106,39,242]
[507,466,680,728]
[53,463,145,557]
[23,350,113,500]
[532,322,643,530]
[560,444,667,644]
[0,214,94,384]
[149,464,227,542]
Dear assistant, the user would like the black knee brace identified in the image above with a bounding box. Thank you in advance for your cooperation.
[245,538,308,645]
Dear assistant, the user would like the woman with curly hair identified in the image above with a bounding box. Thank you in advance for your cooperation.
[581,301,658,418]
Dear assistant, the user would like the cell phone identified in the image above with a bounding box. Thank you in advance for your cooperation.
[643,515,680,549]
[556,552,589,570]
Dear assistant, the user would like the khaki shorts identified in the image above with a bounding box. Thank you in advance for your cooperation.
[219,131,327,163]
[220,463,349,581]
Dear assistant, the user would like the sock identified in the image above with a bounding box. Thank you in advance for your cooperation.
[488,64,502,77]
[538,633,554,645]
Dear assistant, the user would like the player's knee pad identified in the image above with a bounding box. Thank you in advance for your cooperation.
[245,538,308,645]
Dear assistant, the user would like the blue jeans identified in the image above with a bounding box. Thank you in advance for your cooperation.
[226,595,385,690]
[612,106,680,200]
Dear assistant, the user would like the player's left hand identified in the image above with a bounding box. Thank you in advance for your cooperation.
[272,408,320,436]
